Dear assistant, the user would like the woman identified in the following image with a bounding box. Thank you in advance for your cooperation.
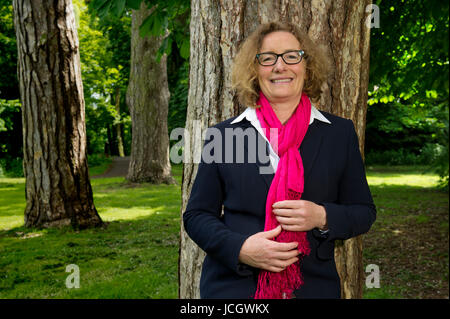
[183,21,376,299]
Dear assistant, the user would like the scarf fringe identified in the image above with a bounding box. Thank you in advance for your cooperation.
[254,230,310,299]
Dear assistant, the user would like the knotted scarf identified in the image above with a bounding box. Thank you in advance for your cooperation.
[254,91,311,299]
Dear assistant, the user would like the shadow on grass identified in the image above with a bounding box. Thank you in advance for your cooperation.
[0,168,183,298]
[363,181,449,299]
[0,172,183,229]
[369,184,448,218]
[0,212,180,298]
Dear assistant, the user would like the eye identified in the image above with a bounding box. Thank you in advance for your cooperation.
[285,52,299,59]
[262,55,275,62]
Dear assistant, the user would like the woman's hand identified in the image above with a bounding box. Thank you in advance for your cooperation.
[239,225,300,273]
[272,200,328,232]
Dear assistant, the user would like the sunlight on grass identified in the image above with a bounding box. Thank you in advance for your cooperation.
[0,178,25,184]
[98,207,159,222]
[0,172,182,230]
[0,216,24,230]
[0,167,442,231]
[366,174,439,187]
[0,165,446,299]
[0,178,26,230]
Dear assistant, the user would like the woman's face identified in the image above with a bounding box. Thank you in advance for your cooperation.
[257,31,306,104]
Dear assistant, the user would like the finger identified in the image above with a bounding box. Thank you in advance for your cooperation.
[272,249,301,260]
[271,257,299,269]
[281,224,306,232]
[272,208,295,217]
[268,266,285,273]
[262,225,282,239]
[275,215,299,225]
[272,200,301,208]
[285,256,300,266]
[272,241,299,251]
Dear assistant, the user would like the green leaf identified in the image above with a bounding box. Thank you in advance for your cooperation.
[179,37,190,60]
[139,11,166,38]
[126,0,143,10]
[139,15,153,38]
[151,13,164,36]
[90,0,110,12]
[111,0,127,17]
[90,0,113,18]
[156,36,172,62]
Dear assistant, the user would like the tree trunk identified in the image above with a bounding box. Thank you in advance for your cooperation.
[179,0,371,299]
[114,86,125,157]
[126,3,174,184]
[13,0,102,229]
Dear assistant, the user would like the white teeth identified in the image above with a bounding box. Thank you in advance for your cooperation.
[271,79,292,83]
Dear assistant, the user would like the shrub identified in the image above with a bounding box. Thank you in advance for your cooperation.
[0,157,24,178]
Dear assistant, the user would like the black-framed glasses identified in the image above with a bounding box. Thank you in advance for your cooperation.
[255,50,305,66]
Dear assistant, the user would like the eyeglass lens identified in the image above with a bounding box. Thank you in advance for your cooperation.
[258,51,303,65]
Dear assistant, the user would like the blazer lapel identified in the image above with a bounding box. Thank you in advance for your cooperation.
[234,120,274,190]
[232,118,324,190]
[300,120,324,180]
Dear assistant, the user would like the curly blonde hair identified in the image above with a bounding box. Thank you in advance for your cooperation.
[231,21,331,107]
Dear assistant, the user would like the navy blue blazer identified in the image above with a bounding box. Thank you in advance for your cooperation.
[183,111,376,299]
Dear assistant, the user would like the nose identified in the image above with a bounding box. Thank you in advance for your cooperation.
[272,56,288,72]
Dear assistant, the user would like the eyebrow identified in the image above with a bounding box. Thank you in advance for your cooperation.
[258,49,301,54]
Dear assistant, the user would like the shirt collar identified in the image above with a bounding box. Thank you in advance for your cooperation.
[230,104,331,125]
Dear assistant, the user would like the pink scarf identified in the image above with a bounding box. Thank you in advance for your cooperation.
[254,91,311,299]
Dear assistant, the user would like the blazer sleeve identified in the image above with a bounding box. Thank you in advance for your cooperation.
[183,135,252,276]
[321,120,377,242]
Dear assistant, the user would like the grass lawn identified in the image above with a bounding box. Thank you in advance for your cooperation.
[363,166,449,299]
[0,164,448,298]
[0,165,183,298]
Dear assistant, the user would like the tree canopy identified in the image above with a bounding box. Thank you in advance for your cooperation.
[0,0,448,186]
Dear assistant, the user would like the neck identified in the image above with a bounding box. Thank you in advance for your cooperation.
[270,96,301,124]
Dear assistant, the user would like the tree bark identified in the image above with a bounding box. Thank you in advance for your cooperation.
[13,0,102,229]
[179,0,371,298]
[114,86,125,157]
[126,3,174,184]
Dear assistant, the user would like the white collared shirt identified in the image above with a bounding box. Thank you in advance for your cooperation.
[230,104,331,171]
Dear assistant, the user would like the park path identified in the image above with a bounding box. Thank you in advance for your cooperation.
[91,156,130,178]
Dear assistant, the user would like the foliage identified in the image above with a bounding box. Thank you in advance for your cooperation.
[365,102,436,153]
[88,0,190,147]
[75,0,132,155]
[0,99,20,135]
[0,99,22,177]
[429,105,449,190]
[89,0,190,61]
[366,148,429,166]
[369,0,448,105]
[0,0,19,100]
[87,153,112,167]
[0,157,23,178]
[367,0,449,188]
[167,58,189,139]
[87,153,113,176]
[0,2,22,176]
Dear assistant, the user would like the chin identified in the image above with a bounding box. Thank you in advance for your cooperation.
[270,90,297,99]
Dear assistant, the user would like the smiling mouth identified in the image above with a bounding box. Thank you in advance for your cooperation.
[270,78,293,83]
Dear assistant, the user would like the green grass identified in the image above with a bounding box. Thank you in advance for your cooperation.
[0,164,183,298]
[362,166,449,299]
[88,160,112,177]
[0,164,448,299]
